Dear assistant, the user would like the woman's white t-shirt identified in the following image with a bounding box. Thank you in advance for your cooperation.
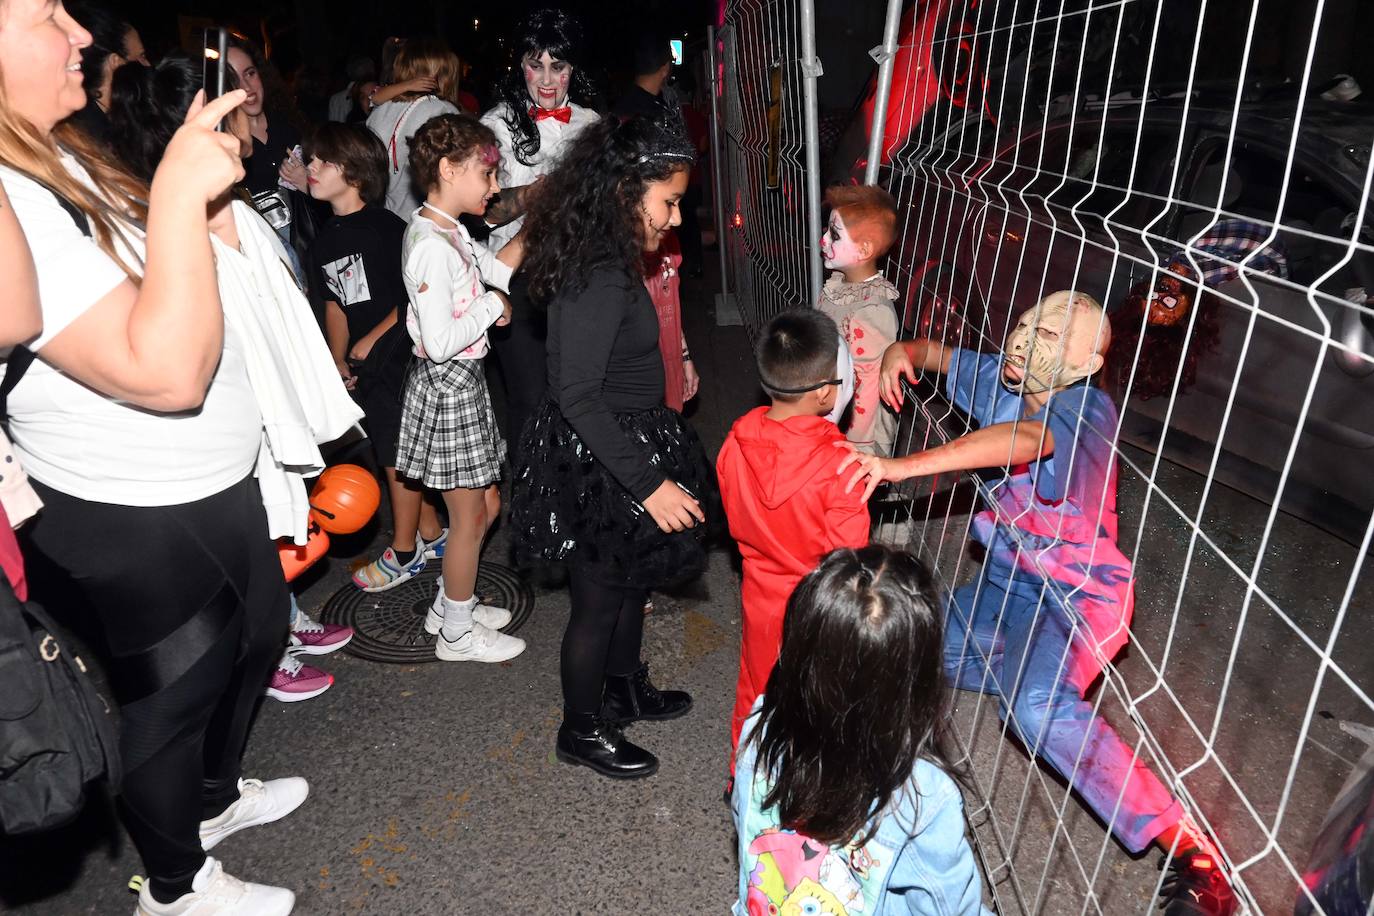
[0,160,262,507]
[366,96,460,219]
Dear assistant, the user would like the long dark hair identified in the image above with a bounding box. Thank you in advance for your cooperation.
[523,115,694,303]
[108,53,239,182]
[492,8,597,167]
[66,0,131,107]
[748,545,959,846]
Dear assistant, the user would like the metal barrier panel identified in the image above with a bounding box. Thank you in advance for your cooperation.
[724,0,1374,913]
[718,0,820,338]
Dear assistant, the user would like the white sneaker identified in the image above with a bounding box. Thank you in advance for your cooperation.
[435,621,526,663]
[134,856,294,915]
[424,579,512,634]
[199,777,309,851]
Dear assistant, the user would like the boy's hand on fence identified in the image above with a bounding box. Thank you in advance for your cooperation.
[880,342,916,411]
[643,479,705,533]
[835,442,894,502]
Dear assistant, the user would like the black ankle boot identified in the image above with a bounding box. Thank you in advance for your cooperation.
[555,718,659,779]
[600,664,693,725]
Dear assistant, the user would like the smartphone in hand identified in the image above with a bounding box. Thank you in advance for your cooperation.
[202,27,229,131]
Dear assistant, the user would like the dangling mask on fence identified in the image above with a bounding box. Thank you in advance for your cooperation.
[1125,264,1196,328]
[1001,290,1109,395]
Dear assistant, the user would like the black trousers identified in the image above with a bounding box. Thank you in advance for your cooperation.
[561,564,647,721]
[26,477,288,894]
[489,269,548,468]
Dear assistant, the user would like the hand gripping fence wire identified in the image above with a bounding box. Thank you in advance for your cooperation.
[716,0,1374,912]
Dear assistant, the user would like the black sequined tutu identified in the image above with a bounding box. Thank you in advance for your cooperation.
[511,401,721,589]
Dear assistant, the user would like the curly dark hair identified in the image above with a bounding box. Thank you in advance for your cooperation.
[109,53,240,183]
[1109,277,1223,402]
[492,8,598,167]
[522,115,695,303]
[408,113,498,197]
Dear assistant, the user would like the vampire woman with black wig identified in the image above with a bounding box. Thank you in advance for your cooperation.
[479,8,600,464]
[510,115,722,781]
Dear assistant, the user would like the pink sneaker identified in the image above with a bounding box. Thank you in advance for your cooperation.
[265,654,333,702]
[288,607,353,656]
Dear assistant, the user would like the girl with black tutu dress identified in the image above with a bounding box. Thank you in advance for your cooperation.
[512,116,720,779]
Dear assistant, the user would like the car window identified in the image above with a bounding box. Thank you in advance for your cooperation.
[1173,140,1365,287]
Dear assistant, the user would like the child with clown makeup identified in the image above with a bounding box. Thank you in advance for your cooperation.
[839,292,1237,914]
[390,114,528,665]
[817,184,901,456]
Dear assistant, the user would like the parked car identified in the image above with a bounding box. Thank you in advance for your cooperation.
[873,97,1374,544]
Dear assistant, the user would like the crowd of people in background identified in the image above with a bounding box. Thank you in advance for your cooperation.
[0,0,1240,914]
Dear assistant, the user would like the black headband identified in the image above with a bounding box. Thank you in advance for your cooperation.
[764,377,843,395]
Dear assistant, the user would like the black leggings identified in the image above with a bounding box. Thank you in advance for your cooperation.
[562,564,647,721]
[26,477,287,896]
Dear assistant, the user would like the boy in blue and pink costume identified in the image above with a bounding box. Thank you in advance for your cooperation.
[840,290,1237,916]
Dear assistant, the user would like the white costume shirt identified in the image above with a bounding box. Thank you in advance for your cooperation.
[478,100,599,253]
[403,207,514,363]
[0,159,262,507]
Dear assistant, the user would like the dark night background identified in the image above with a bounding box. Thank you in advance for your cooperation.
[122,0,722,120]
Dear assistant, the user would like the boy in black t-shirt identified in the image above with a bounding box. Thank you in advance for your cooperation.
[307,124,449,589]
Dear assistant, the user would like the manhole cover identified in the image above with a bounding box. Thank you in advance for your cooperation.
[318,562,535,664]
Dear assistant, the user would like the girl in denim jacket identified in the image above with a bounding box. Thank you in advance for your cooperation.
[733,545,992,916]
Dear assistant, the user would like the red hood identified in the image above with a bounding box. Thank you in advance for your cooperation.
[725,407,847,509]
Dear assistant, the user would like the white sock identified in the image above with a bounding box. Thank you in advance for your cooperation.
[439,594,477,641]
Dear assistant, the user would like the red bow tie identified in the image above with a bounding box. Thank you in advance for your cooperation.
[529,105,572,123]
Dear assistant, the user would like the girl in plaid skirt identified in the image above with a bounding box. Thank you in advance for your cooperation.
[396,114,527,664]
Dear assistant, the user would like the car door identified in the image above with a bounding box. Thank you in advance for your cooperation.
[1144,135,1374,540]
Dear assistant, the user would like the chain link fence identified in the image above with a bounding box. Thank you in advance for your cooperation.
[714,0,1374,913]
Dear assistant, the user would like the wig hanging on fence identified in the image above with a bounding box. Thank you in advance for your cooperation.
[1113,218,1288,401]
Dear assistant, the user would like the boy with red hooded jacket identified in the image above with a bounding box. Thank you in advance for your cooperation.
[716,310,869,760]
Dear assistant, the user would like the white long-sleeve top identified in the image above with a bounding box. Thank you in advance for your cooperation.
[212,201,365,544]
[402,207,513,363]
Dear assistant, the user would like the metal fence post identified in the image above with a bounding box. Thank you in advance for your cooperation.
[864,0,905,185]
[707,25,729,297]
[798,0,824,307]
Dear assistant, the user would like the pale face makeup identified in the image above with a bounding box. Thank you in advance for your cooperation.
[1001,291,1108,394]
[820,211,865,270]
[523,50,571,109]
[640,168,689,252]
[0,0,92,133]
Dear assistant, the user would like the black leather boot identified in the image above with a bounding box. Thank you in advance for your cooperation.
[600,664,693,725]
[555,718,659,779]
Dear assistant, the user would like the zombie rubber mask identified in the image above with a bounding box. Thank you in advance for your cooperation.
[1002,291,1108,394]
[820,211,865,270]
[524,51,572,109]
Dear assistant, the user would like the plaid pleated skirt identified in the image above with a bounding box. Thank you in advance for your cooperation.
[395,357,506,490]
